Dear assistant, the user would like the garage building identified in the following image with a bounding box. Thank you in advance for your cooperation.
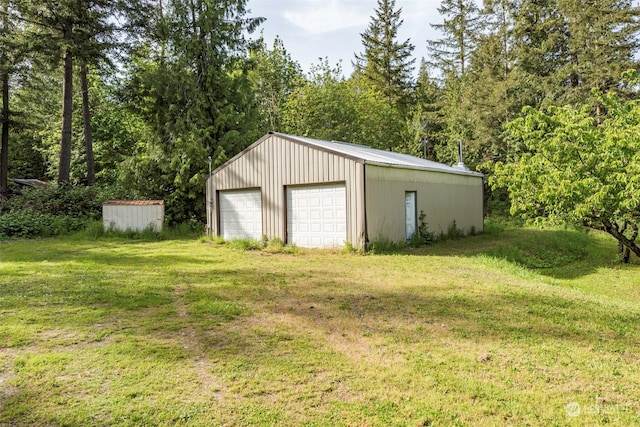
[206,132,483,249]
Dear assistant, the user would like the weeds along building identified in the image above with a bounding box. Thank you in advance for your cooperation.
[205,132,484,249]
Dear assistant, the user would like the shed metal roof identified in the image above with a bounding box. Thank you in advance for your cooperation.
[103,200,164,206]
[272,132,483,177]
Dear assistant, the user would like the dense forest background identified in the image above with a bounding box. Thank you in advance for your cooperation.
[1,0,639,225]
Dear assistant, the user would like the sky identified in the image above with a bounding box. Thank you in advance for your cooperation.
[245,0,445,76]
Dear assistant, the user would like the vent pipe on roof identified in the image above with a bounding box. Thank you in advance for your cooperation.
[421,138,431,160]
[453,140,470,171]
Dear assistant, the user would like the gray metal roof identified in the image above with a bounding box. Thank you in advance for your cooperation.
[273,132,483,177]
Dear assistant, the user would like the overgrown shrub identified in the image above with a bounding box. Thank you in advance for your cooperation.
[0,183,128,239]
[0,209,83,238]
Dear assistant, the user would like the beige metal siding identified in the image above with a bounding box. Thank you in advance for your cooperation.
[207,134,365,247]
[102,201,164,233]
[365,165,483,243]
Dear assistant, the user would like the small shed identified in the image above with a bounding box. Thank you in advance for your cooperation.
[206,132,484,249]
[102,200,164,233]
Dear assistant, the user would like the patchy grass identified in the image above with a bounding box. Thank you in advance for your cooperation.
[1,226,639,426]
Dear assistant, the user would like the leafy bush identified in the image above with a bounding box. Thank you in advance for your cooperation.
[0,183,128,239]
[0,209,83,238]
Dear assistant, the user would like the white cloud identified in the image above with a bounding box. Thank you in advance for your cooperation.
[282,0,371,34]
[247,0,470,74]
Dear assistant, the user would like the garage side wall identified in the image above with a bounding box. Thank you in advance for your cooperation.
[207,135,366,247]
[365,165,483,243]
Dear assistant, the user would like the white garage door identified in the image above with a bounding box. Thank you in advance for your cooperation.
[219,189,262,241]
[287,183,346,248]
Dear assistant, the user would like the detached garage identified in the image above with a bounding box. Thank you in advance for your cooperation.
[206,132,483,249]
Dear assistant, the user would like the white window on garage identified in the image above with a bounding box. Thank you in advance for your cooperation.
[286,183,347,248]
[219,189,263,241]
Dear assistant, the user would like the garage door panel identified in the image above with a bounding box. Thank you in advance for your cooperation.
[219,189,262,241]
[287,183,347,248]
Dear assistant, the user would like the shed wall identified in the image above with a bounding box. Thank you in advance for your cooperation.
[207,135,366,247]
[365,165,483,242]
[102,204,164,233]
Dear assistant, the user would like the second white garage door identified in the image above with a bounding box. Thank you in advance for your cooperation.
[287,183,346,248]
[219,189,262,241]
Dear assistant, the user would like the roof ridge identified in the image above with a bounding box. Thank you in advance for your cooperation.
[272,132,483,178]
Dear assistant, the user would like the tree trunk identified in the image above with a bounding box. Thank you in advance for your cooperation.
[80,61,95,185]
[601,219,640,263]
[1,1,8,195]
[58,23,73,184]
[1,69,8,195]
[618,241,631,263]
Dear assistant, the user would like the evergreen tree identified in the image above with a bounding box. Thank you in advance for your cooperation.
[511,0,566,83]
[427,0,481,166]
[15,0,130,184]
[428,0,481,79]
[480,0,516,80]
[556,0,640,105]
[0,0,15,194]
[464,0,541,164]
[353,0,415,112]
[404,60,444,159]
[120,0,264,223]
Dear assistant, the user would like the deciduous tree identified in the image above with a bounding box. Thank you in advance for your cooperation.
[492,78,640,262]
[282,60,403,151]
[249,36,304,133]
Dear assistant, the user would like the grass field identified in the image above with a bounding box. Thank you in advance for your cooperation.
[1,224,639,426]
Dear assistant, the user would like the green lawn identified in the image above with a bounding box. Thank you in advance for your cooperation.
[1,226,639,426]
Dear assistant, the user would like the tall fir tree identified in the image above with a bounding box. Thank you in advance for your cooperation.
[427,0,481,166]
[556,0,640,105]
[15,0,131,184]
[404,60,444,159]
[0,0,15,194]
[353,0,415,113]
[428,0,481,79]
[120,0,264,223]
[464,0,535,164]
